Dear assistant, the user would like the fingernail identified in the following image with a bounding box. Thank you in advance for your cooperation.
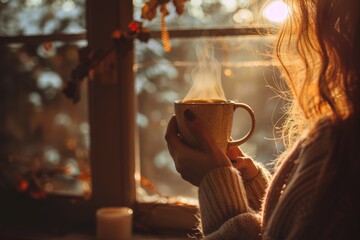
[184,109,196,121]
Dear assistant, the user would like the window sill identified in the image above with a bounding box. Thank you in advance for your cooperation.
[0,230,190,240]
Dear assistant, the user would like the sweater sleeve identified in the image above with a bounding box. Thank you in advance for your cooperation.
[244,163,272,211]
[198,167,262,238]
[205,212,262,240]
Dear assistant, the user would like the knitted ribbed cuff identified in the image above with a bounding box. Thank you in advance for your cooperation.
[205,212,262,240]
[198,167,250,235]
[244,163,272,211]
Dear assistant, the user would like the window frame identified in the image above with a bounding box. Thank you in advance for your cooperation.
[0,0,277,236]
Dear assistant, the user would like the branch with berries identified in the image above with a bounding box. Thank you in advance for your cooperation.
[63,21,151,103]
[64,0,190,103]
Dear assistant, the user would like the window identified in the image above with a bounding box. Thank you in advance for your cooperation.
[0,0,95,235]
[0,0,288,237]
[0,0,89,198]
[0,42,90,197]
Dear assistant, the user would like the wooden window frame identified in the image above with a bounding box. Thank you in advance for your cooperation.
[0,0,276,236]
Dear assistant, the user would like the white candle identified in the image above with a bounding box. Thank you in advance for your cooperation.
[96,207,133,240]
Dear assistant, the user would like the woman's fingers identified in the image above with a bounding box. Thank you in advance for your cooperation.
[183,109,219,154]
[227,146,259,181]
[231,156,259,181]
[231,156,251,170]
[165,115,185,159]
[165,115,179,144]
[165,115,206,176]
[165,110,232,186]
[226,146,246,160]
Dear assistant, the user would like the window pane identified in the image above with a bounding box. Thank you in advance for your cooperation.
[135,36,285,200]
[134,0,284,30]
[0,0,86,36]
[0,42,91,198]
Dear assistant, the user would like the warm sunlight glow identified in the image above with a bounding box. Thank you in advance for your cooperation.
[224,68,233,77]
[263,0,290,24]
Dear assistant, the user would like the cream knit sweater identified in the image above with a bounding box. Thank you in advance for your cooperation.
[198,120,336,239]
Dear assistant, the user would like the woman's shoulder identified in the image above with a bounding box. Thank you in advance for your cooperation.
[295,118,337,167]
[300,117,335,150]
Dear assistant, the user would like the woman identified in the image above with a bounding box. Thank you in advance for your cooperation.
[165,0,360,239]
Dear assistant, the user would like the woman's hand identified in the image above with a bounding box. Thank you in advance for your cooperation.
[165,110,232,187]
[226,146,259,181]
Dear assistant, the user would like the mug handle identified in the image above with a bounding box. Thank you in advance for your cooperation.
[228,103,256,149]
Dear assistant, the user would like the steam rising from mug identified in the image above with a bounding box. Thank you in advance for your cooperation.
[182,45,226,103]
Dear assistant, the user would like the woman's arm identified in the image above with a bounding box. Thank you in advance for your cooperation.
[198,167,263,239]
[165,113,265,238]
[243,164,272,211]
[227,147,272,211]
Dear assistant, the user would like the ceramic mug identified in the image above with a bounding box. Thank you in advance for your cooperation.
[174,100,255,153]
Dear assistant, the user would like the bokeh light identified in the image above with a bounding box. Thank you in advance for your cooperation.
[262,0,290,24]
